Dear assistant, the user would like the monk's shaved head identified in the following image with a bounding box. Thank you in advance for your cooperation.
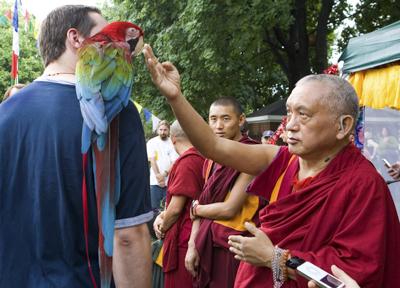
[296,74,359,124]
[170,120,187,139]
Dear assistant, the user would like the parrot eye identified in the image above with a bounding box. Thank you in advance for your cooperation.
[126,28,141,39]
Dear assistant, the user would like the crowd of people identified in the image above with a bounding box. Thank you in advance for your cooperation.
[0,4,399,288]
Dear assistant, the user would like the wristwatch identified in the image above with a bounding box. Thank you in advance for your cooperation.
[285,256,305,270]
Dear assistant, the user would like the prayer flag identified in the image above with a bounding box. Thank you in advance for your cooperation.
[152,115,161,132]
[143,108,152,123]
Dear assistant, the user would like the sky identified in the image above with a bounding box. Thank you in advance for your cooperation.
[24,0,104,21]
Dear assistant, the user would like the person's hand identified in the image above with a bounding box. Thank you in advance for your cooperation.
[228,222,274,267]
[155,173,164,182]
[153,214,165,239]
[155,173,166,187]
[185,245,200,277]
[387,162,400,181]
[143,44,182,102]
[308,265,360,288]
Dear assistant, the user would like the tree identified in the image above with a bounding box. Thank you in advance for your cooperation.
[337,0,400,51]
[103,0,400,118]
[103,0,286,119]
[0,1,43,101]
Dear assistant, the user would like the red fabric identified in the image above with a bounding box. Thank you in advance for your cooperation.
[195,135,259,288]
[82,153,98,288]
[208,247,240,288]
[11,52,18,80]
[164,247,194,288]
[163,147,205,273]
[236,144,400,287]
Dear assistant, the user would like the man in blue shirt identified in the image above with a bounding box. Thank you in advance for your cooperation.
[0,5,152,287]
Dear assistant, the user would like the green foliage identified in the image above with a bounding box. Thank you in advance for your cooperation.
[103,0,400,118]
[102,0,286,119]
[0,1,43,102]
[337,0,400,51]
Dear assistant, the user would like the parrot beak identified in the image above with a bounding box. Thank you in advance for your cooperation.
[128,36,144,58]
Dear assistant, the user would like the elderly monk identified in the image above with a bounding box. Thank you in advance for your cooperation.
[143,44,400,288]
[153,120,205,288]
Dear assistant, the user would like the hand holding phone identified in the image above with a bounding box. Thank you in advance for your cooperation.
[383,158,392,168]
[297,261,344,288]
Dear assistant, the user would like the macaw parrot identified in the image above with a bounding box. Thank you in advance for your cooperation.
[75,21,144,288]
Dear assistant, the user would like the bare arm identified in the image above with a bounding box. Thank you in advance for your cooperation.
[185,219,201,277]
[149,157,166,186]
[113,223,152,288]
[161,195,187,232]
[196,173,254,220]
[143,44,279,176]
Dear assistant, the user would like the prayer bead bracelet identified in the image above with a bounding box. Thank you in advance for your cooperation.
[272,246,289,288]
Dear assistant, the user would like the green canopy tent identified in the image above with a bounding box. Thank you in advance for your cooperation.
[339,20,400,74]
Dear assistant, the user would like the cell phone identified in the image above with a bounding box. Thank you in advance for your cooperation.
[297,261,345,288]
[383,158,392,168]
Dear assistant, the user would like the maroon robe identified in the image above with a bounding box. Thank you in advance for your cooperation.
[163,147,205,288]
[234,144,400,287]
[195,135,260,288]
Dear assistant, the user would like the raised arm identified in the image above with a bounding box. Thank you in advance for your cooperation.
[143,44,279,176]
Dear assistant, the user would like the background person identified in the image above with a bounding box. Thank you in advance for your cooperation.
[184,97,260,288]
[2,83,26,101]
[260,130,274,144]
[153,120,205,288]
[147,120,179,211]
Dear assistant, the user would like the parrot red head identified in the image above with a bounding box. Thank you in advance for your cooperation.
[94,21,144,57]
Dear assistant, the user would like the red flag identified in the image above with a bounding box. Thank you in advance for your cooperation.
[11,0,19,82]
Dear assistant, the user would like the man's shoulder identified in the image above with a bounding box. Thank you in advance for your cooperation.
[147,136,159,145]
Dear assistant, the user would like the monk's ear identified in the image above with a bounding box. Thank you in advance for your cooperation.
[171,134,177,144]
[238,114,246,126]
[336,115,354,140]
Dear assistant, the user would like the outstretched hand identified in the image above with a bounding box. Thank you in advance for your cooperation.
[228,222,274,267]
[142,44,182,102]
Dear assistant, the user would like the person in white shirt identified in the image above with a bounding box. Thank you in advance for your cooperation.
[147,120,179,211]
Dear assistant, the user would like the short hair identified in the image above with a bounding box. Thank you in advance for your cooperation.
[157,120,170,130]
[296,74,359,122]
[211,96,244,116]
[3,83,26,100]
[170,120,187,139]
[39,5,101,67]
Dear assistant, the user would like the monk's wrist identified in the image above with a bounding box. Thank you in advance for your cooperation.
[188,240,196,249]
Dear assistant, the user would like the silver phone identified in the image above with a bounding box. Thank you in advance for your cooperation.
[383,158,391,168]
[297,261,345,288]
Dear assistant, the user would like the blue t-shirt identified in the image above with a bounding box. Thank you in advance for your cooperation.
[0,80,152,287]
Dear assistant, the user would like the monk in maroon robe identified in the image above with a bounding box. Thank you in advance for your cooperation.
[194,135,260,288]
[185,98,262,288]
[144,46,400,288]
[233,144,400,287]
[153,121,205,288]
